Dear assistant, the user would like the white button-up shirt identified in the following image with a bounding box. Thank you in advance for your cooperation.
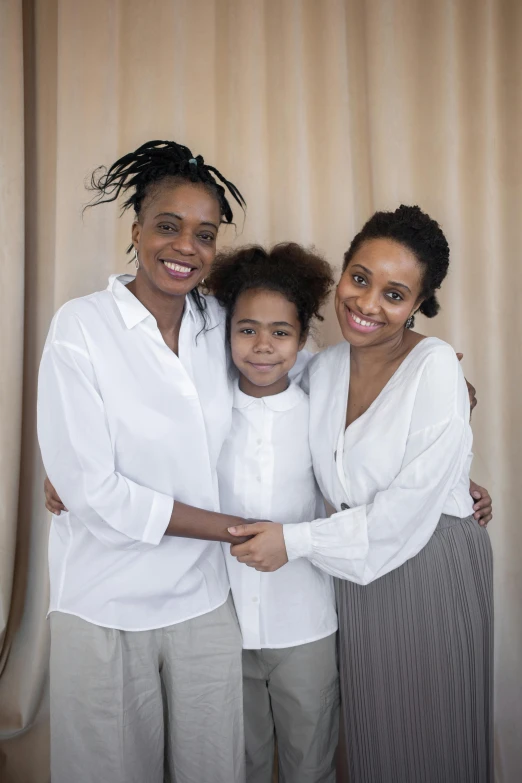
[219,381,338,649]
[284,338,474,585]
[37,274,232,631]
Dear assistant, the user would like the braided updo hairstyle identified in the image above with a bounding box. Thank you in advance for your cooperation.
[87,139,245,222]
[84,139,245,322]
[342,204,450,318]
[205,243,334,337]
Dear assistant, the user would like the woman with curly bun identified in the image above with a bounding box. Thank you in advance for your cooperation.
[230,205,493,782]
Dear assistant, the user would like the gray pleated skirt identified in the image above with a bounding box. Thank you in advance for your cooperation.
[336,514,493,783]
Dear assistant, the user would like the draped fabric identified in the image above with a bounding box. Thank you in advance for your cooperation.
[1,1,520,780]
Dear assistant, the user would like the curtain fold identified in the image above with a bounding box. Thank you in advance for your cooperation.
[1,2,520,780]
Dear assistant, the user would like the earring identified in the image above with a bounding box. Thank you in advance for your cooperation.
[133,248,140,270]
[405,314,415,329]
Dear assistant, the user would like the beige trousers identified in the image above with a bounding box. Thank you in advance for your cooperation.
[50,596,245,783]
[242,632,339,783]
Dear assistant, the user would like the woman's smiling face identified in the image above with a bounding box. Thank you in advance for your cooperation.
[131,179,221,299]
[336,238,424,347]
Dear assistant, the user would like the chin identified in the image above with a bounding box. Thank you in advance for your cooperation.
[158,279,199,297]
[248,374,278,387]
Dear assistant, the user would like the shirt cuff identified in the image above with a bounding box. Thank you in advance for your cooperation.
[141,492,174,546]
[283,522,313,561]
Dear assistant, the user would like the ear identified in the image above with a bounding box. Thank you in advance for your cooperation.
[413,297,425,314]
[131,220,141,248]
[298,328,309,350]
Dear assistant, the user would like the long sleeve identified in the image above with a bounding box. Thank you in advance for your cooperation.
[38,339,173,549]
[283,344,472,584]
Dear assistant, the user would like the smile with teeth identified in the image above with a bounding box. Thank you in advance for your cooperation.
[163,260,195,275]
[351,312,378,327]
[347,306,383,331]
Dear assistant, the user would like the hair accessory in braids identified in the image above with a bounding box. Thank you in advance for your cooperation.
[86,140,245,225]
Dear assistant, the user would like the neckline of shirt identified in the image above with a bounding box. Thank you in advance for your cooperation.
[108,273,197,330]
[233,379,305,412]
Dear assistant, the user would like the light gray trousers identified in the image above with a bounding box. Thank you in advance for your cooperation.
[50,596,245,783]
[242,632,339,783]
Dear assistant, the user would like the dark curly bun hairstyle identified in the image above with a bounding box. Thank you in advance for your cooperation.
[205,243,335,336]
[343,204,450,318]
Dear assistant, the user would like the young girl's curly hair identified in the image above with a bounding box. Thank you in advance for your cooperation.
[205,243,335,335]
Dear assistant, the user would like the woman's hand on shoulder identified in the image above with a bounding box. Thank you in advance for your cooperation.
[228,522,288,571]
[469,480,492,526]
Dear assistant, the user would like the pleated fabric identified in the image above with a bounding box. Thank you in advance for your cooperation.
[336,514,493,783]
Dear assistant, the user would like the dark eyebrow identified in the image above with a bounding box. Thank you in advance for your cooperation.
[236,319,295,329]
[352,263,373,276]
[352,263,411,293]
[154,212,219,231]
[388,280,411,293]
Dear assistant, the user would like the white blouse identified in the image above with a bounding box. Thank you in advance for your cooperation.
[283,337,474,585]
[37,274,232,631]
[219,381,337,649]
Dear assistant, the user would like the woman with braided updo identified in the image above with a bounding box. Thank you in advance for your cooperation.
[229,205,493,782]
[37,140,251,783]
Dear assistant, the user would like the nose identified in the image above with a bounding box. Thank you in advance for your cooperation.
[356,287,381,316]
[253,330,274,353]
[171,227,196,255]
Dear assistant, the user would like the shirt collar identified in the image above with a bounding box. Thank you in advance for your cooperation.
[233,379,306,412]
[108,273,196,330]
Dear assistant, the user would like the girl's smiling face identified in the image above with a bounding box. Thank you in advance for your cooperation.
[230,288,306,398]
[336,238,424,347]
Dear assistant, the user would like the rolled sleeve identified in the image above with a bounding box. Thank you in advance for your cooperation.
[142,492,174,546]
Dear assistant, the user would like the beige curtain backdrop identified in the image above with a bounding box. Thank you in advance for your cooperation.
[1,0,520,780]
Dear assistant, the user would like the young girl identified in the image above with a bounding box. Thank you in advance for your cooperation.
[205,244,339,783]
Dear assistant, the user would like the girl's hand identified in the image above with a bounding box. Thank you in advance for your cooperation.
[469,480,492,526]
[229,522,288,572]
[44,477,67,515]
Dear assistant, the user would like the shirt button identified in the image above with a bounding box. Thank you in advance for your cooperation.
[252,597,259,603]
[341,503,349,510]
[257,439,262,445]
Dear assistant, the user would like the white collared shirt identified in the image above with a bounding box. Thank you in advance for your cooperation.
[37,274,232,631]
[219,381,338,649]
[284,338,474,585]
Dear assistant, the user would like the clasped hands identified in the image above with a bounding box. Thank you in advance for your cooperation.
[228,477,493,573]
[228,521,289,572]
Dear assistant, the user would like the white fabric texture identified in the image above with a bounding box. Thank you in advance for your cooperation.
[219,379,337,649]
[284,337,474,584]
[37,274,232,631]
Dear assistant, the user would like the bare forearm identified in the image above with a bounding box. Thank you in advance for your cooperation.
[165,501,251,544]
